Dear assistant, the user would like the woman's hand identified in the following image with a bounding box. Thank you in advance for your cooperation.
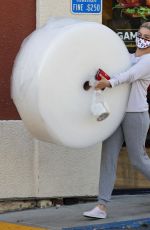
[95,76,111,90]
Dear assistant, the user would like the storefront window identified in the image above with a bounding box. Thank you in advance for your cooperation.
[102,2,150,190]
[103,0,150,53]
[102,0,150,147]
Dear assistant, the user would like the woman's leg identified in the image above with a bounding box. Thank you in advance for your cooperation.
[83,123,124,218]
[123,112,150,180]
[98,124,124,205]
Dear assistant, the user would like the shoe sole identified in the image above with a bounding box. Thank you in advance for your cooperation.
[83,214,106,219]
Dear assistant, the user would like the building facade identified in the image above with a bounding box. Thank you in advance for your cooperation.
[0,0,150,199]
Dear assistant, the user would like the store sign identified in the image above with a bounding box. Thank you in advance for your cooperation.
[117,30,137,41]
[71,0,102,14]
[117,29,137,49]
[112,0,150,52]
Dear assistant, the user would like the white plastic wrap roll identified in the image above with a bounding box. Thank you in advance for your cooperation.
[11,18,131,148]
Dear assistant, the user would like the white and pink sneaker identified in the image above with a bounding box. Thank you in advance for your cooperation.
[83,206,107,219]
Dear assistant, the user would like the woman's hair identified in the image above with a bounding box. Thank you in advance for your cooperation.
[140,22,150,30]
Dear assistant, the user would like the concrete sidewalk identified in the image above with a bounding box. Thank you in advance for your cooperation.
[0,194,150,230]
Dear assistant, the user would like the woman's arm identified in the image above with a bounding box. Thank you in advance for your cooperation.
[95,55,150,90]
[110,56,150,87]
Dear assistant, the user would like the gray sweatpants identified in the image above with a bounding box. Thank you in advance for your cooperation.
[98,111,150,205]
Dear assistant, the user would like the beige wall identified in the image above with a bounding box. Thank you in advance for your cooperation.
[0,121,101,198]
[0,121,35,198]
[0,0,102,199]
[36,0,102,27]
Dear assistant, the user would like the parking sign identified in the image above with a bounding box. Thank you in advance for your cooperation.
[71,0,102,14]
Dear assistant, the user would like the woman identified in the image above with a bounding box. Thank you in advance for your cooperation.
[83,21,150,219]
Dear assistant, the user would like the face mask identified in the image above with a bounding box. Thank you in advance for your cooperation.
[136,36,150,49]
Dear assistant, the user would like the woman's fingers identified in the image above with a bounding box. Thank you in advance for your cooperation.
[95,77,111,90]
